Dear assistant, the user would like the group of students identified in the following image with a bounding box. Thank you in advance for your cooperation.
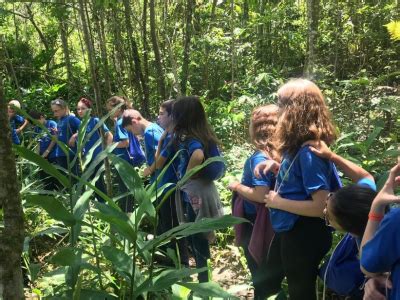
[7,78,400,300]
[228,79,400,300]
[7,95,224,284]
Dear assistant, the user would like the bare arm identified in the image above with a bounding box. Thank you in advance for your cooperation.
[42,139,56,158]
[186,149,204,172]
[105,131,113,145]
[265,189,328,218]
[229,182,270,203]
[16,119,29,134]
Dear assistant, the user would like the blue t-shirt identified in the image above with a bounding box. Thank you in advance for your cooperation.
[271,146,341,232]
[177,138,204,179]
[10,114,25,130]
[113,118,130,161]
[361,208,400,300]
[11,128,20,145]
[82,117,109,160]
[241,151,275,215]
[55,115,81,157]
[34,120,57,158]
[143,123,164,166]
[159,134,179,191]
[112,118,145,165]
[357,178,376,191]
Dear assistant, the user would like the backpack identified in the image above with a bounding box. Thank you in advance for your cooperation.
[197,143,226,181]
[319,233,365,297]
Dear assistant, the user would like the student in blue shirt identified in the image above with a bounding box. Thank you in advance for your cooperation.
[360,163,400,300]
[29,110,58,190]
[49,99,81,175]
[121,109,164,183]
[8,99,29,144]
[261,79,340,300]
[228,105,278,299]
[106,96,145,212]
[170,96,224,282]
[68,98,113,201]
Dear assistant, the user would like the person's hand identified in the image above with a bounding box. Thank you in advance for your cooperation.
[143,167,152,177]
[303,140,333,160]
[264,190,282,209]
[16,128,21,134]
[254,160,280,178]
[371,163,400,213]
[68,133,78,147]
[228,181,240,192]
[364,276,392,300]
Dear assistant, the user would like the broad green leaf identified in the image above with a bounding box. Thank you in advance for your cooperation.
[179,281,238,299]
[51,247,82,267]
[26,195,76,226]
[102,246,133,279]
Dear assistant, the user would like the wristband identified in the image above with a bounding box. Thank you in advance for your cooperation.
[368,212,384,222]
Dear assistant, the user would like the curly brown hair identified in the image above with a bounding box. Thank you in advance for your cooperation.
[250,104,279,160]
[275,79,337,157]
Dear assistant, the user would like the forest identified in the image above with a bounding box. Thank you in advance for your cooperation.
[0,0,400,299]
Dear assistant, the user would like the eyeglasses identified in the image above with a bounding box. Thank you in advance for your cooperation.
[323,192,334,226]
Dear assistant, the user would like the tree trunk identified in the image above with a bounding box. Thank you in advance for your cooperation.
[58,2,73,88]
[181,0,194,95]
[0,51,25,300]
[203,0,217,91]
[150,0,167,101]
[78,0,113,199]
[304,0,319,78]
[123,0,150,116]
[142,0,150,98]
[230,0,235,100]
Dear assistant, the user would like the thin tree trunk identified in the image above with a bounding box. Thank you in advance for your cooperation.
[150,0,167,100]
[123,0,150,116]
[58,1,73,88]
[203,0,217,91]
[78,0,112,202]
[0,50,25,300]
[181,0,194,95]
[230,0,235,100]
[142,0,150,96]
[305,0,319,78]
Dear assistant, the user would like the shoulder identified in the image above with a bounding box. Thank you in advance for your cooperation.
[298,145,328,166]
[16,115,25,122]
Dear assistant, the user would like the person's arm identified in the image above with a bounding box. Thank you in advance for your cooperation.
[363,276,392,300]
[186,149,204,172]
[116,139,129,148]
[254,159,280,178]
[16,119,29,134]
[360,163,400,268]
[229,182,270,203]
[68,133,78,147]
[104,131,113,145]
[42,139,56,158]
[265,189,327,217]
[305,140,374,183]
[143,155,168,177]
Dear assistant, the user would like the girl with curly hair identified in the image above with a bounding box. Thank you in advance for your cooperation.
[228,104,278,299]
[261,79,341,300]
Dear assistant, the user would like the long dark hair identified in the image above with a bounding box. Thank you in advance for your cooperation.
[331,185,377,237]
[171,96,219,153]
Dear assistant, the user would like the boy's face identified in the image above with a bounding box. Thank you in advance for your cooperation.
[158,107,171,130]
[129,118,142,135]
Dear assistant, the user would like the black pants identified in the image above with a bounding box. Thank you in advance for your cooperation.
[262,217,332,300]
[184,200,210,283]
[157,193,189,266]
[241,213,269,299]
[116,172,134,213]
[39,157,58,190]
